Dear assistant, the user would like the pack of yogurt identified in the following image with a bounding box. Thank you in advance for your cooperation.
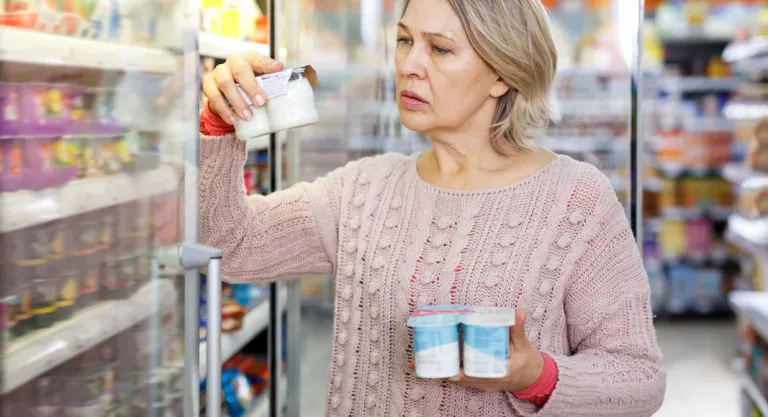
[407,305,516,379]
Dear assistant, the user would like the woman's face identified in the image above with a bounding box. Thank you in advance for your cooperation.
[395,0,509,138]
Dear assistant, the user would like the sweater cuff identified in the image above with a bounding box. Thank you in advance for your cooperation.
[512,353,558,406]
[200,102,236,136]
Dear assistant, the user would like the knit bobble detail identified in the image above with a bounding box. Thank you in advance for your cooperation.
[546,256,561,271]
[335,352,345,366]
[539,280,553,295]
[331,395,340,409]
[436,216,452,229]
[557,234,572,248]
[345,240,357,254]
[485,274,500,287]
[410,387,424,401]
[385,217,398,228]
[341,285,352,300]
[349,217,361,231]
[500,233,515,247]
[340,308,350,323]
[366,395,377,408]
[492,252,508,266]
[467,398,483,414]
[569,210,585,224]
[508,214,523,227]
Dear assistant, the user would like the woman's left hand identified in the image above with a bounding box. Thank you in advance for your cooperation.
[409,309,544,392]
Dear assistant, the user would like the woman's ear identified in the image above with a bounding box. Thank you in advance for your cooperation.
[490,77,511,98]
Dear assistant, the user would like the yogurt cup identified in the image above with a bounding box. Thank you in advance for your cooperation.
[407,313,461,379]
[461,309,516,378]
[233,66,318,140]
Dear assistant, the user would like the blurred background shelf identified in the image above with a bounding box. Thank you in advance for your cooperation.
[198,286,287,380]
[0,26,177,73]
[729,291,768,345]
[198,32,274,59]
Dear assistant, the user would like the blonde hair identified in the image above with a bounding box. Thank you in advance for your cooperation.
[402,0,558,153]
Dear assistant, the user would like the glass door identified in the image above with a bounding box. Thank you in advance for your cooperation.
[0,1,198,416]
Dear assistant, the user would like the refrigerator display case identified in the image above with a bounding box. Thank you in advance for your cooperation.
[0,1,199,416]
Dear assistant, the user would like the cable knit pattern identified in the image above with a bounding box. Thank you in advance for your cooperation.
[200,134,666,417]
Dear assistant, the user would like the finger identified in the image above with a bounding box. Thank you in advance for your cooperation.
[213,67,252,121]
[202,74,237,125]
[229,55,267,107]
[243,50,284,75]
[509,308,528,346]
[446,370,486,387]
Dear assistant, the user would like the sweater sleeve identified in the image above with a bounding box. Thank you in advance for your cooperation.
[199,134,349,283]
[508,177,666,417]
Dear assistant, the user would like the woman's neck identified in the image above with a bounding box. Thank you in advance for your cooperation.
[417,135,556,191]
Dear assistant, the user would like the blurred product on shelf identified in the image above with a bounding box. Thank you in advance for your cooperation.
[738,176,768,219]
[746,118,768,171]
[200,0,267,44]
[0,0,183,47]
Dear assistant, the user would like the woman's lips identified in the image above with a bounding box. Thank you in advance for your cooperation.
[400,90,428,110]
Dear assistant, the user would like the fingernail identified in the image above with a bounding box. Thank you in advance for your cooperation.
[242,108,253,120]
[254,94,266,107]
[228,116,237,125]
[273,61,283,69]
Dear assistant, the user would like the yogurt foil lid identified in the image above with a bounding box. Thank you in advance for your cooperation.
[236,65,318,104]
[407,313,461,328]
[409,304,515,326]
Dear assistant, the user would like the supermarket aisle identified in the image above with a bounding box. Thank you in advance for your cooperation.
[654,319,740,417]
[299,313,741,416]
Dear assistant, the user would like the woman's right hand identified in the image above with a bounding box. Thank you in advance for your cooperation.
[202,51,284,125]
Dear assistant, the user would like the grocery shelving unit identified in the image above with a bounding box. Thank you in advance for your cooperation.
[198,286,287,380]
[2,279,177,394]
[722,29,768,417]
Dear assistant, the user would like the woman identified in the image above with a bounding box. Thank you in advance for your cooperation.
[199,0,666,415]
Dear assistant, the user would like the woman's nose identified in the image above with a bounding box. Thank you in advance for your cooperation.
[397,47,427,79]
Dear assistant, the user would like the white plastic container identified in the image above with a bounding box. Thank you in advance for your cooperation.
[234,66,319,140]
[233,89,270,139]
[407,313,461,379]
[461,308,516,378]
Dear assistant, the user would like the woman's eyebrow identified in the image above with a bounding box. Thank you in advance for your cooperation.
[398,22,457,43]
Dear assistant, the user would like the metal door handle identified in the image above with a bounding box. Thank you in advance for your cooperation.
[179,243,223,417]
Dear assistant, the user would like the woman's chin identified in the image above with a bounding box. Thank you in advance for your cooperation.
[399,115,432,135]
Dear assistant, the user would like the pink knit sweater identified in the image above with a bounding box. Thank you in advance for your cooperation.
[200,134,666,417]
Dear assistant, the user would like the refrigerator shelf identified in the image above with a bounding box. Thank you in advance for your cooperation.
[199,32,273,60]
[726,216,768,261]
[1,278,178,394]
[729,291,768,345]
[0,26,177,73]
[733,358,768,416]
[0,166,179,233]
[723,37,768,64]
[199,285,287,380]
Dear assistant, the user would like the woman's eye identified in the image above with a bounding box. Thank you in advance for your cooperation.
[432,45,450,55]
[397,37,412,46]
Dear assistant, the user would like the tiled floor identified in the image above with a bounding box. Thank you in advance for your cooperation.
[299,313,742,416]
